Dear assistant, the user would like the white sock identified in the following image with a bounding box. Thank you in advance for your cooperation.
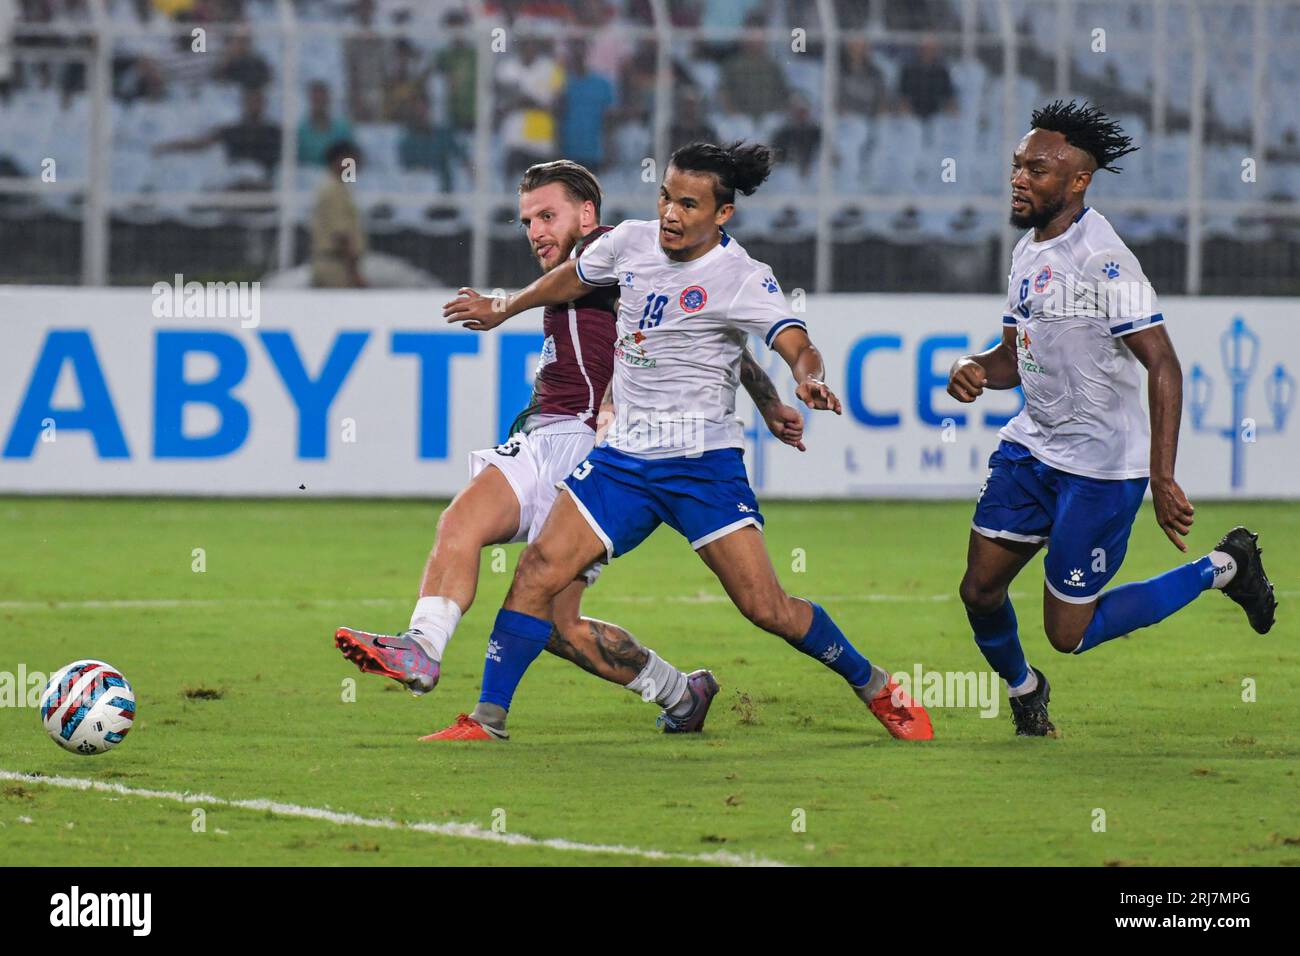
[1208,550,1238,589]
[1007,667,1039,698]
[408,596,462,661]
[626,651,689,713]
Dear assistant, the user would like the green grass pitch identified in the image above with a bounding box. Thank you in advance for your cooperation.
[1,497,1296,866]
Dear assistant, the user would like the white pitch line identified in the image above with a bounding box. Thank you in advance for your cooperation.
[0,769,786,867]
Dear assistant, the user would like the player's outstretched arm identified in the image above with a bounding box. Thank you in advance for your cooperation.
[771,327,842,415]
[1125,324,1194,551]
[740,346,806,451]
[443,260,593,331]
[948,326,1019,402]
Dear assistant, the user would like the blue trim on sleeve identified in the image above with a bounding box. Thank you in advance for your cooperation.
[1002,313,1017,326]
[575,257,618,287]
[765,317,807,348]
[1110,312,1164,336]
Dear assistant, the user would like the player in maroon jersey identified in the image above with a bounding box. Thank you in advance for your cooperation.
[336,160,806,740]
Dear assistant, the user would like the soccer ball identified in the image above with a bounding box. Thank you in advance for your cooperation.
[39,660,137,755]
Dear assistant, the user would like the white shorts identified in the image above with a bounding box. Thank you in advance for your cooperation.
[468,423,604,584]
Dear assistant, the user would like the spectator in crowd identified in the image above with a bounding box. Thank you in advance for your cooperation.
[384,38,431,123]
[297,80,353,166]
[558,39,614,173]
[719,18,789,118]
[398,88,464,192]
[668,89,717,147]
[153,85,281,178]
[840,36,888,116]
[579,0,632,82]
[898,35,956,119]
[311,140,367,288]
[344,0,386,122]
[214,26,270,91]
[496,34,563,181]
[116,54,168,103]
[436,10,476,132]
[772,92,820,177]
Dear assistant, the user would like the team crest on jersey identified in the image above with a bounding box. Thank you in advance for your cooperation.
[679,285,707,313]
[1032,265,1053,293]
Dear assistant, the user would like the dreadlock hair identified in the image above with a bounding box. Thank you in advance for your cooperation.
[668,141,775,206]
[1030,100,1139,173]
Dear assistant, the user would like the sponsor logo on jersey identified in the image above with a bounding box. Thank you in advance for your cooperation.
[1032,265,1053,293]
[1017,326,1048,374]
[622,271,635,287]
[535,334,557,374]
[760,275,779,293]
[614,332,656,368]
[1065,568,1087,588]
[1101,260,1121,279]
[679,285,707,313]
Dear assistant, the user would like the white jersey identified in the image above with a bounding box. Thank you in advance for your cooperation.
[999,207,1164,480]
[576,219,806,459]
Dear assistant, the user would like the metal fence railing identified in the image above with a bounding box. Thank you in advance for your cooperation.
[1,0,1298,294]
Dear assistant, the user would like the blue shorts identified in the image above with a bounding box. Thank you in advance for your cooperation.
[972,441,1148,603]
[559,445,764,559]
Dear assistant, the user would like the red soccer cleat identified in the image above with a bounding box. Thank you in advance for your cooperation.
[867,678,935,740]
[334,626,440,696]
[420,714,507,742]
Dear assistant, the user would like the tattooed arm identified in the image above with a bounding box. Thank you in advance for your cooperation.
[740,346,806,451]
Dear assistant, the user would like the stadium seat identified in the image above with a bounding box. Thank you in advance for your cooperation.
[714,112,757,145]
[353,123,402,178]
[834,115,870,193]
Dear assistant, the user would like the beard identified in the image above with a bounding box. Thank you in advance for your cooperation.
[535,236,577,273]
[1009,195,1064,230]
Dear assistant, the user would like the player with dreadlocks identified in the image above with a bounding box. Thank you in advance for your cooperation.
[947,100,1277,736]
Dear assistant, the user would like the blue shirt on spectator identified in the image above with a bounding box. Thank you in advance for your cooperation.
[560,73,615,166]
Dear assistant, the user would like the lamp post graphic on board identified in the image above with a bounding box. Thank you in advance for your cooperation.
[1187,316,1294,490]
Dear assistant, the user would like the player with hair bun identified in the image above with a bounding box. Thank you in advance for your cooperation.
[442,141,935,742]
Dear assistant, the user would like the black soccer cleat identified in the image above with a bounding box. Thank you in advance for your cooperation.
[1214,527,1277,635]
[1009,666,1056,737]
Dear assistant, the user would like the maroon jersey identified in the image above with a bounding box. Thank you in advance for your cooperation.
[517,225,619,433]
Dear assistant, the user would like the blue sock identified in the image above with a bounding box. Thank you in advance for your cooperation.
[792,603,873,687]
[967,597,1029,687]
[1074,556,1215,654]
[478,609,552,710]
